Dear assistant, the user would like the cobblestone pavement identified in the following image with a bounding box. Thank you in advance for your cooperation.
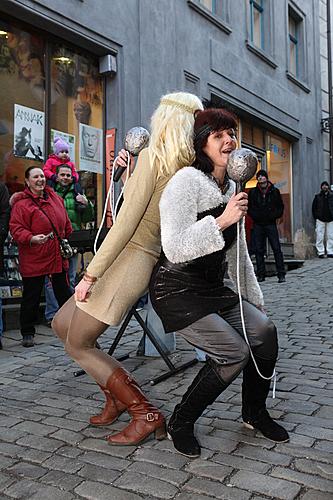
[0,258,332,500]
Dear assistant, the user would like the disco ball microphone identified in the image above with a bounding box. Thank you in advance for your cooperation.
[227,148,258,193]
[113,126,150,182]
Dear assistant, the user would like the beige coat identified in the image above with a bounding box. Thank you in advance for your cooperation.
[77,148,171,326]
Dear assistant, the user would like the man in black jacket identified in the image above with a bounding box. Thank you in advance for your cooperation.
[248,170,286,283]
[312,181,333,258]
[0,182,10,349]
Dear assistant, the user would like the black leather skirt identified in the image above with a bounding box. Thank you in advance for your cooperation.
[149,255,239,333]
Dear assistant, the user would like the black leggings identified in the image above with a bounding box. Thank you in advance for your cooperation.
[20,272,72,337]
[177,300,278,385]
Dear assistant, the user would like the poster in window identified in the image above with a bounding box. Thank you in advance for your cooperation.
[79,123,103,174]
[50,129,76,164]
[13,104,44,161]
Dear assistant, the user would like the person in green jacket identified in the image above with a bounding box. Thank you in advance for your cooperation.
[44,165,94,324]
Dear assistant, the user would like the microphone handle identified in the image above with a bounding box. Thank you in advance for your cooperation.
[113,165,127,182]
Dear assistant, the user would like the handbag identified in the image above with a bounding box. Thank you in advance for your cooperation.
[33,200,76,259]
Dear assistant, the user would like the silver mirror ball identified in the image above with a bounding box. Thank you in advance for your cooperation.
[227,148,258,184]
[124,127,150,156]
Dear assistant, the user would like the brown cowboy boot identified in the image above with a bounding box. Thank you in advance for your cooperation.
[90,385,127,426]
[105,367,166,446]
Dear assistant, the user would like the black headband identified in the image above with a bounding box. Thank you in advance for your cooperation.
[194,124,213,142]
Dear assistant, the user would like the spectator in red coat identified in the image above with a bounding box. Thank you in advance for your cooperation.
[10,166,73,347]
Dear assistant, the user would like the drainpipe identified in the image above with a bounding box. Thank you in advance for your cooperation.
[327,0,333,184]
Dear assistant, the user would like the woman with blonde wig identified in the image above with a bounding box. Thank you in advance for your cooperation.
[52,92,203,446]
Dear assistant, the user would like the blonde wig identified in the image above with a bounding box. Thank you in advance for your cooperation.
[149,92,203,176]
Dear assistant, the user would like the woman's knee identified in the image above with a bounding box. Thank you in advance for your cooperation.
[255,317,278,360]
[52,296,75,343]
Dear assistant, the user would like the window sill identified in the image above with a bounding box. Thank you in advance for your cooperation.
[286,71,310,93]
[187,0,232,34]
[246,41,277,69]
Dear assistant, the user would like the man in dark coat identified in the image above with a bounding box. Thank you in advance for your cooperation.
[248,170,286,283]
[312,181,333,258]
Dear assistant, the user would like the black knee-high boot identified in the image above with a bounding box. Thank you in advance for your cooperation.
[242,357,289,442]
[168,359,228,458]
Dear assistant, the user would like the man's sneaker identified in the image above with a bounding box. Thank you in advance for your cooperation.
[278,276,286,283]
[0,339,2,350]
[257,276,265,282]
[318,254,325,259]
[243,408,289,443]
[327,254,333,258]
[22,335,34,348]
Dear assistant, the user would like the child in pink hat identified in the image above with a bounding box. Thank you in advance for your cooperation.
[43,136,79,181]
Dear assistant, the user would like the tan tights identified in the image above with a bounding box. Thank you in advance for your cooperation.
[52,297,121,386]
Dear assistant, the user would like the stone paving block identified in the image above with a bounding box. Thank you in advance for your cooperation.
[314,441,333,453]
[0,471,16,490]
[16,448,52,464]
[26,405,68,418]
[316,406,333,419]
[128,460,189,486]
[4,478,75,499]
[184,477,250,500]
[114,471,179,499]
[77,463,121,484]
[1,428,26,443]
[275,400,321,415]
[74,480,142,499]
[37,397,74,410]
[271,466,333,493]
[234,444,292,466]
[78,437,136,458]
[49,428,84,445]
[284,413,333,429]
[175,493,216,500]
[55,445,83,459]
[40,470,83,491]
[0,454,17,470]
[7,462,48,480]
[42,455,83,474]
[212,428,276,449]
[11,421,58,437]
[132,447,189,469]
[213,452,270,474]
[300,490,333,500]
[0,416,22,428]
[17,434,64,452]
[184,460,233,483]
[230,470,301,499]
[79,451,130,470]
[41,416,88,432]
[294,458,333,480]
[294,424,333,440]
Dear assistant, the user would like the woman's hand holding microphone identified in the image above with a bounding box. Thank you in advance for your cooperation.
[216,192,248,231]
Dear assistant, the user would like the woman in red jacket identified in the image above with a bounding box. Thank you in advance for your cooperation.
[10,166,73,347]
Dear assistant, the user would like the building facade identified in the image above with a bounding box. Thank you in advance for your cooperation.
[0,0,325,266]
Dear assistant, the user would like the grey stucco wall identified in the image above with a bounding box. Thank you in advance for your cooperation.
[1,0,325,255]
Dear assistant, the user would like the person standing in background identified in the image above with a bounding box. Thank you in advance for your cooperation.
[248,170,286,283]
[312,181,333,258]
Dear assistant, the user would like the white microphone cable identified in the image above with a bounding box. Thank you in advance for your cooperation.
[236,219,277,398]
[93,152,131,254]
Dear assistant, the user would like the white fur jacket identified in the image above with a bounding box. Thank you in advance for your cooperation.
[159,166,264,307]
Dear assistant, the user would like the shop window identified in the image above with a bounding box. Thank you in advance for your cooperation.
[0,19,45,193]
[266,133,292,243]
[50,45,103,214]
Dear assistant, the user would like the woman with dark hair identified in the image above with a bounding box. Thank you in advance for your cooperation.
[149,107,289,458]
[9,166,72,347]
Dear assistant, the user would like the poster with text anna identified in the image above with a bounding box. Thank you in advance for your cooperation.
[13,104,44,161]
